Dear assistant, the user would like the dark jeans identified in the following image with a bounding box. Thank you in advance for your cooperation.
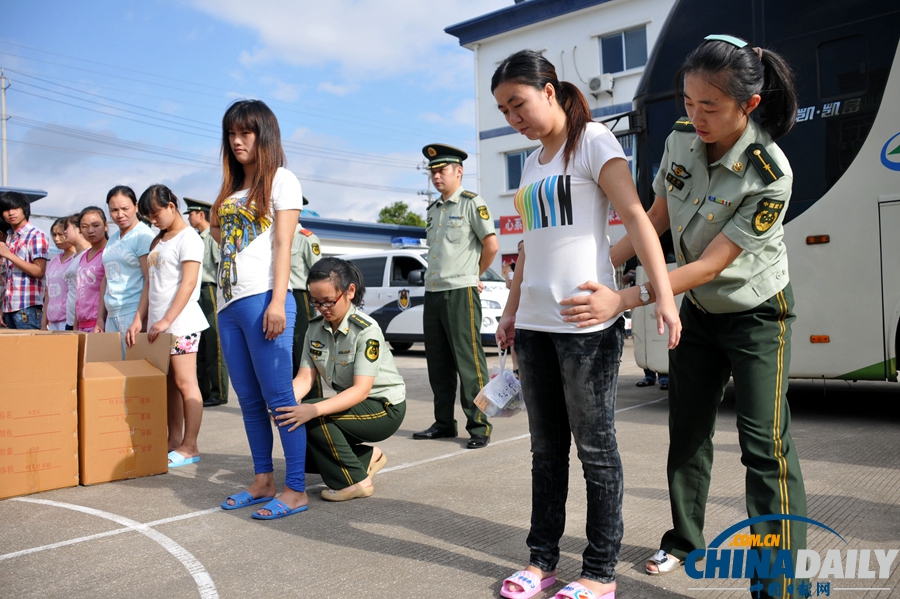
[515,320,625,584]
[3,305,43,329]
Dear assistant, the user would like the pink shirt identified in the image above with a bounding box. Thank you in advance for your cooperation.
[76,248,105,330]
[44,253,74,324]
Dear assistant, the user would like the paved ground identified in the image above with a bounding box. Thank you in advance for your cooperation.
[2,339,899,599]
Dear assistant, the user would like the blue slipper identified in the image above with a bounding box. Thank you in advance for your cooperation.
[251,498,309,520]
[221,491,275,510]
[168,451,200,468]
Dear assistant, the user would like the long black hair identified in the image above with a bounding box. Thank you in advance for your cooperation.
[677,37,797,139]
[491,50,593,169]
[307,257,366,307]
[78,205,109,240]
[138,184,181,246]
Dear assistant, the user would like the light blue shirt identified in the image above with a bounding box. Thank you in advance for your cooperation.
[102,222,154,316]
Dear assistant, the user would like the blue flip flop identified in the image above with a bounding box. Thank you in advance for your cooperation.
[221,491,276,510]
[168,451,200,468]
[251,498,309,520]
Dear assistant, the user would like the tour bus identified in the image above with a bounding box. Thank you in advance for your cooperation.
[339,240,509,352]
[627,0,900,380]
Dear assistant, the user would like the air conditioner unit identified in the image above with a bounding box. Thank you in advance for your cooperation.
[588,73,614,96]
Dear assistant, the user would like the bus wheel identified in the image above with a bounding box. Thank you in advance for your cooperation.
[390,342,413,353]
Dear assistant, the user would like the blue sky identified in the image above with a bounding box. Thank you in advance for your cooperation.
[1,0,509,234]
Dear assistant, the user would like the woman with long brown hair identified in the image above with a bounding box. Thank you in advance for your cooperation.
[210,100,308,520]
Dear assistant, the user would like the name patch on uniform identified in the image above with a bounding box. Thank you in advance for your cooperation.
[707,195,732,207]
[666,173,684,190]
[365,339,379,362]
[477,205,490,220]
[752,198,785,235]
[671,163,691,179]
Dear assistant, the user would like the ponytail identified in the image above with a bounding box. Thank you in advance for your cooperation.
[492,50,595,169]
[307,256,366,306]
[677,37,798,139]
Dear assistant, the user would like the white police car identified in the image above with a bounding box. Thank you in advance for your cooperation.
[338,239,509,352]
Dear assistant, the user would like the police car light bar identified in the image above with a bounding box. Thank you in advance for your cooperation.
[391,237,428,249]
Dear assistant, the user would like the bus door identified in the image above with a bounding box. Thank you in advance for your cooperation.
[878,198,900,381]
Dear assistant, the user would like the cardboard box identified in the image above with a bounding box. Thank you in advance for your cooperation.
[0,332,80,499]
[78,332,171,485]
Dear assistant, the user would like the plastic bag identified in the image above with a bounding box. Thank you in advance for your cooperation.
[474,348,524,418]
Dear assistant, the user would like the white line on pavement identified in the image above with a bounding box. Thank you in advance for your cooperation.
[5,499,219,599]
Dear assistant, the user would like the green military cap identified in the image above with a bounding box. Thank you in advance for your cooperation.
[422,144,468,170]
[183,197,212,215]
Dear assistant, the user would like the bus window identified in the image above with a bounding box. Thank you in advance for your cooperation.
[818,35,868,100]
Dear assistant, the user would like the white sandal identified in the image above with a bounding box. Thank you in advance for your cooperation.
[645,549,682,575]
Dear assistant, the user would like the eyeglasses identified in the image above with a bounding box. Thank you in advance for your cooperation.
[311,291,344,309]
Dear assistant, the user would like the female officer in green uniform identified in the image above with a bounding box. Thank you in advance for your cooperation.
[583,35,807,598]
[276,257,405,502]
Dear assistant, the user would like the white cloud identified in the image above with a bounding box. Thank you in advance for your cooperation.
[317,81,359,97]
[452,98,476,127]
[191,0,510,85]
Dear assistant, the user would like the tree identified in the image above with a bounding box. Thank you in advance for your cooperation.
[377,201,426,227]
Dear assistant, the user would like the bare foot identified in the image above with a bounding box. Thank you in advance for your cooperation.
[503,566,556,594]
[225,474,277,507]
[572,578,615,597]
[256,486,308,517]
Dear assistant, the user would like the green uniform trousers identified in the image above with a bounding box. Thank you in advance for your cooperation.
[196,284,228,403]
[423,287,492,437]
[662,284,806,599]
[292,289,322,399]
[304,397,406,490]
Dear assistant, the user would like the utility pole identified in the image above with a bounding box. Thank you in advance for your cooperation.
[1,69,7,186]
[417,160,434,205]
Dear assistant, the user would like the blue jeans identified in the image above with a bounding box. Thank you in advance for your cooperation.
[515,320,625,584]
[218,291,306,492]
[3,305,43,329]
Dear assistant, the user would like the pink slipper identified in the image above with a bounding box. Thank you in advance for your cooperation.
[500,570,556,599]
[554,582,615,599]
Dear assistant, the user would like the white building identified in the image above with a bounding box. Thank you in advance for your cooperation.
[446,0,676,269]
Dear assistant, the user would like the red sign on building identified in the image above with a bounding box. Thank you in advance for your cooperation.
[500,215,524,235]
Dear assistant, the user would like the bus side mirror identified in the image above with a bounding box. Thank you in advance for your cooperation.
[407,269,425,286]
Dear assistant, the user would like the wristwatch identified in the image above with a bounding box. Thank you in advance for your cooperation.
[638,284,651,306]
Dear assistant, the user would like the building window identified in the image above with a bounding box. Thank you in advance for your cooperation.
[601,27,648,74]
[506,148,537,190]
[818,35,868,101]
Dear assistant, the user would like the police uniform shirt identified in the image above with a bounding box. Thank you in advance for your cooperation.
[424,187,496,292]
[654,118,792,313]
[299,305,406,405]
[290,225,321,291]
[199,226,219,285]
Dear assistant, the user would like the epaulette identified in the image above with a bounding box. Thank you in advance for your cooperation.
[349,313,372,329]
[426,201,438,211]
[460,190,478,199]
[672,117,695,132]
[299,228,314,237]
[745,143,784,182]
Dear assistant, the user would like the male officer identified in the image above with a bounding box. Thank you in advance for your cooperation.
[184,198,229,407]
[291,199,323,398]
[413,144,498,449]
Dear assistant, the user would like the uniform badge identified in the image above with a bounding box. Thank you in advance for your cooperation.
[310,349,322,357]
[310,340,325,349]
[477,205,490,220]
[665,173,684,190]
[427,147,437,157]
[398,289,410,311]
[733,161,744,173]
[365,339,380,362]
[671,163,691,179]
[752,198,785,235]
[311,243,320,255]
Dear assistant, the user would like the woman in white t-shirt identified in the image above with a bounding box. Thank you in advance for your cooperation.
[210,100,307,520]
[128,185,209,468]
[492,51,681,599]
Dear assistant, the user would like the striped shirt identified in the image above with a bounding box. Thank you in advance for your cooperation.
[3,222,49,313]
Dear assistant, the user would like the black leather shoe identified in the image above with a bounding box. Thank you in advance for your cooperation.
[467,435,490,449]
[412,426,457,440]
[203,397,224,407]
